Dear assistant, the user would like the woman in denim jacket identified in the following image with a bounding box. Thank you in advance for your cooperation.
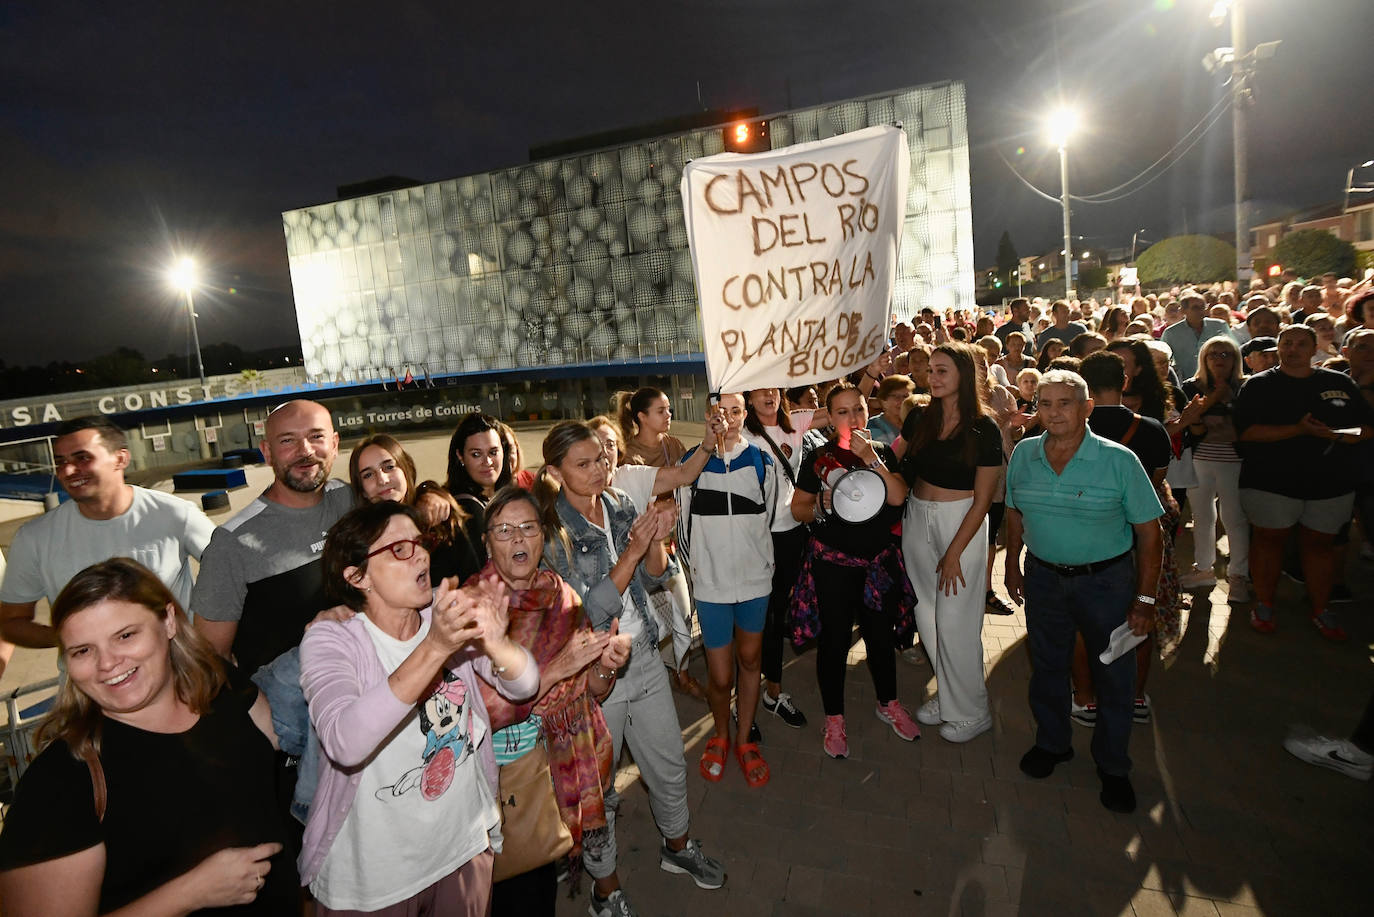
[535,421,726,917]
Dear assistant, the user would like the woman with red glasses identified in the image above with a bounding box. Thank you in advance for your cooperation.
[299,501,538,916]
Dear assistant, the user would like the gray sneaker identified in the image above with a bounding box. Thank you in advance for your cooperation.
[659,839,726,890]
[588,889,638,917]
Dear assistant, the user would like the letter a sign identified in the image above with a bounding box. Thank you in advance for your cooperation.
[681,124,909,394]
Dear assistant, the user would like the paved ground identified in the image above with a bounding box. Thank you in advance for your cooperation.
[553,532,1373,917]
[2,423,1370,916]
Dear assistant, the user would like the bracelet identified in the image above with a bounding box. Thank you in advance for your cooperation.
[490,658,509,675]
[593,664,616,681]
[1135,594,1157,606]
[866,371,881,381]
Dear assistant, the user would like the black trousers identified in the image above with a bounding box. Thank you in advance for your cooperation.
[814,559,898,717]
[763,525,808,684]
[490,860,557,917]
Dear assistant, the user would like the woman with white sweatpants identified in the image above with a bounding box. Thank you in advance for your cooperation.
[1180,336,1251,599]
[899,343,1005,744]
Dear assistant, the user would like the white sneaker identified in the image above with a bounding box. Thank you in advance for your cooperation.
[916,696,941,726]
[939,713,993,744]
[1226,574,1252,603]
[1179,565,1217,590]
[1283,734,1373,781]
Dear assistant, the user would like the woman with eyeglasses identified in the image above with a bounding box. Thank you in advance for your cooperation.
[298,501,537,916]
[476,487,632,916]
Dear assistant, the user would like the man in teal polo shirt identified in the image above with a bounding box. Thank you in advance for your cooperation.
[1003,370,1163,813]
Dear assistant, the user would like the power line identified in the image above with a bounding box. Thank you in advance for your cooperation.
[997,94,1234,206]
[1073,95,1233,203]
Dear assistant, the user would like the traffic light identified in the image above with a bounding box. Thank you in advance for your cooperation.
[724,119,770,153]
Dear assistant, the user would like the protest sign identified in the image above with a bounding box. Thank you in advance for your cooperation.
[681,124,909,394]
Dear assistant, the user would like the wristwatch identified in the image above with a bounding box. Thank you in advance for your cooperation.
[1135,594,1157,606]
[867,458,884,471]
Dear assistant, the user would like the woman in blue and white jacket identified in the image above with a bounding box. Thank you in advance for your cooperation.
[677,393,777,789]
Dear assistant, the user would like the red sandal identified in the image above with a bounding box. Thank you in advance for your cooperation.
[699,736,729,782]
[736,741,770,788]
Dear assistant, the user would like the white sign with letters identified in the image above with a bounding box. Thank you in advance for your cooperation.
[681,124,909,394]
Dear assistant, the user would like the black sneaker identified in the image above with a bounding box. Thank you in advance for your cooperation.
[731,707,762,744]
[761,691,808,728]
[1097,768,1136,813]
[1019,745,1074,779]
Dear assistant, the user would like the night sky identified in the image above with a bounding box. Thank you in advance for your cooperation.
[3,0,1371,368]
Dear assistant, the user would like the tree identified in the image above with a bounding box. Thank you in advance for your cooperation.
[995,231,1019,286]
[1136,235,1235,285]
[1271,228,1357,279]
[1078,265,1109,290]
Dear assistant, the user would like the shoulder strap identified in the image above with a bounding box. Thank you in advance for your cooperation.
[755,427,797,486]
[81,747,106,822]
[1120,413,1142,447]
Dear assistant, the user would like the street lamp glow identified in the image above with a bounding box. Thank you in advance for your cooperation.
[168,256,198,293]
[1046,107,1078,148]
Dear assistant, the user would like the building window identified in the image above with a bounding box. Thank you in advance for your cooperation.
[1268,232,1277,248]
[1358,210,1373,242]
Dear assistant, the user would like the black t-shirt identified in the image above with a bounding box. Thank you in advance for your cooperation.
[0,665,297,915]
[1231,367,1373,499]
[898,413,1004,490]
[795,441,902,558]
[1087,405,1172,475]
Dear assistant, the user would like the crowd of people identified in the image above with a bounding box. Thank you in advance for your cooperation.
[0,268,1371,915]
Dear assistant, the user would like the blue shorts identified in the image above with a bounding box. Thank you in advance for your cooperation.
[696,596,769,650]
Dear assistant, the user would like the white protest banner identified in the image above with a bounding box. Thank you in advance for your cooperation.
[681,124,909,394]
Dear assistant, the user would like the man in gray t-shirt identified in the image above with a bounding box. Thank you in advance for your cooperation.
[0,417,214,649]
[193,400,354,677]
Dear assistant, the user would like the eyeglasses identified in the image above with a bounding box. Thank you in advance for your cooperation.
[366,538,427,561]
[488,521,541,542]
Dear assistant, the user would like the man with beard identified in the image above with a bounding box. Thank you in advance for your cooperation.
[193,400,353,677]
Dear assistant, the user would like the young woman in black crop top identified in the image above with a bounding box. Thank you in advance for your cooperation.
[898,343,1003,744]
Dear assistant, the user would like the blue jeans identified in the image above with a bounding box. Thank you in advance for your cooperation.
[1024,554,1136,776]
[251,647,319,824]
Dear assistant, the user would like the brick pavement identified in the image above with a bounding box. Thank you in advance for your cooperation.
[558,534,1373,917]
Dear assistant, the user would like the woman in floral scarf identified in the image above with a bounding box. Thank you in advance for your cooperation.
[475,487,631,916]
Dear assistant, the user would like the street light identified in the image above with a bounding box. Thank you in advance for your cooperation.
[168,256,207,388]
[1344,159,1374,212]
[1131,228,1149,263]
[1047,107,1078,300]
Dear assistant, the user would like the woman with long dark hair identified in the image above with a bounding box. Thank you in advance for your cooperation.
[790,383,917,760]
[0,559,296,915]
[351,435,482,584]
[739,388,814,731]
[899,344,1003,743]
[612,387,703,701]
[445,412,514,510]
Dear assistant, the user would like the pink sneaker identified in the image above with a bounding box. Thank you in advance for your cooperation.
[875,700,921,742]
[822,715,848,759]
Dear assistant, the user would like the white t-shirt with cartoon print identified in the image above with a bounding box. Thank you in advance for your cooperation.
[310,615,498,912]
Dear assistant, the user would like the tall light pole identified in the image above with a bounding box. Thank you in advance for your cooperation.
[1131,228,1148,264]
[1207,2,1280,286]
[168,257,206,388]
[1048,107,1078,301]
[1344,159,1374,213]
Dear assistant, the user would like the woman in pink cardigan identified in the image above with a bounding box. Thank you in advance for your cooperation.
[299,501,537,916]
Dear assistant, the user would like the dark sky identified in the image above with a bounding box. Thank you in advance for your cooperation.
[3,0,1371,367]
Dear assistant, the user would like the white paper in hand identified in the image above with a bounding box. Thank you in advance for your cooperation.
[1099,622,1148,665]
